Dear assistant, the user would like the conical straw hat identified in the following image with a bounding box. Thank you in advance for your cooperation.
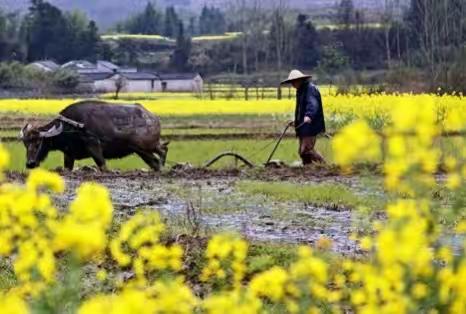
[280,69,312,85]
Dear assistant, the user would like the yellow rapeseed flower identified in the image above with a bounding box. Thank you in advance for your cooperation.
[332,120,381,167]
[0,292,29,314]
[412,283,428,299]
[203,290,262,314]
[26,169,65,193]
[249,266,289,301]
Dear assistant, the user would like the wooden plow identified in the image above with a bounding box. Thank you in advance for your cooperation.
[203,121,296,169]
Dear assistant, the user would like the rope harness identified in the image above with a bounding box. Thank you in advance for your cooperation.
[58,115,85,129]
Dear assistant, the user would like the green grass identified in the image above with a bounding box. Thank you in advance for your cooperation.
[101,33,174,42]
[247,244,297,276]
[162,128,259,136]
[237,180,385,211]
[315,22,383,30]
[0,259,16,290]
[0,130,19,137]
[4,135,463,171]
[3,138,333,171]
[160,114,290,129]
[101,32,242,43]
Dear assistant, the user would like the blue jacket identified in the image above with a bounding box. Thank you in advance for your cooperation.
[294,81,326,137]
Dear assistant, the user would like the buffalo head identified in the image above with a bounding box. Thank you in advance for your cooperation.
[20,122,63,169]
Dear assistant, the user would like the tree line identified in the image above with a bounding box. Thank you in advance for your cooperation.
[115,3,227,37]
[0,0,465,92]
[0,0,103,63]
[89,0,466,92]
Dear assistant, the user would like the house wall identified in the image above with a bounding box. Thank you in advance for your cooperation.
[93,79,162,93]
[94,79,117,93]
[124,80,162,93]
[162,76,203,92]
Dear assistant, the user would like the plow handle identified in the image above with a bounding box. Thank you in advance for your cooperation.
[265,121,294,164]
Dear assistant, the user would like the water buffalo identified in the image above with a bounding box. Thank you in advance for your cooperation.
[20,100,169,171]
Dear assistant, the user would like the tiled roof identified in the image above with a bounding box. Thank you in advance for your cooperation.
[159,73,201,80]
[97,60,120,71]
[119,72,159,80]
[62,60,96,70]
[30,60,60,70]
[79,72,113,82]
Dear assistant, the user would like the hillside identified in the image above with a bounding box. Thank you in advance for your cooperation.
[3,0,409,29]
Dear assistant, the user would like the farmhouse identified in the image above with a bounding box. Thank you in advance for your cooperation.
[28,59,203,93]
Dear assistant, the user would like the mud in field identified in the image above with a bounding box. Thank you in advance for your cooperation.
[6,164,359,182]
[67,175,362,255]
[5,168,461,256]
[6,169,363,255]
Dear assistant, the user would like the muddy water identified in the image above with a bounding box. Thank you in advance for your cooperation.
[59,175,362,256]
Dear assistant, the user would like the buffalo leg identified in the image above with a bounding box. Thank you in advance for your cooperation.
[64,154,75,171]
[137,151,161,171]
[86,143,108,172]
[153,146,167,166]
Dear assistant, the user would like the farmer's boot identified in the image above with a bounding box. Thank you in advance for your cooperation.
[301,154,313,166]
[310,151,326,164]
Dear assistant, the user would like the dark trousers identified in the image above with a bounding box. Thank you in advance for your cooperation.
[298,136,326,165]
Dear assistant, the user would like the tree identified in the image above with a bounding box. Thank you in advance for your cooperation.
[293,14,320,68]
[22,0,101,62]
[141,2,162,34]
[247,0,268,72]
[199,6,226,35]
[120,2,162,35]
[269,0,292,74]
[187,17,196,36]
[63,10,88,60]
[379,0,395,68]
[81,21,101,61]
[318,44,349,73]
[163,6,180,38]
[405,0,466,89]
[52,68,79,91]
[114,75,127,99]
[170,22,191,71]
[0,10,25,61]
[337,0,355,27]
[24,0,70,62]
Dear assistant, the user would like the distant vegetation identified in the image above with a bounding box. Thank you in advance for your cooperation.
[0,0,465,92]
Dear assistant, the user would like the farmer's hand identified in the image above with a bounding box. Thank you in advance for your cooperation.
[304,116,312,124]
[288,120,295,127]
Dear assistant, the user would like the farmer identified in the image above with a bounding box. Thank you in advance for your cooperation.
[281,70,326,165]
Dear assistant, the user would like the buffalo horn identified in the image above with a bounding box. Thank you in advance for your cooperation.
[39,123,63,138]
[19,124,32,139]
